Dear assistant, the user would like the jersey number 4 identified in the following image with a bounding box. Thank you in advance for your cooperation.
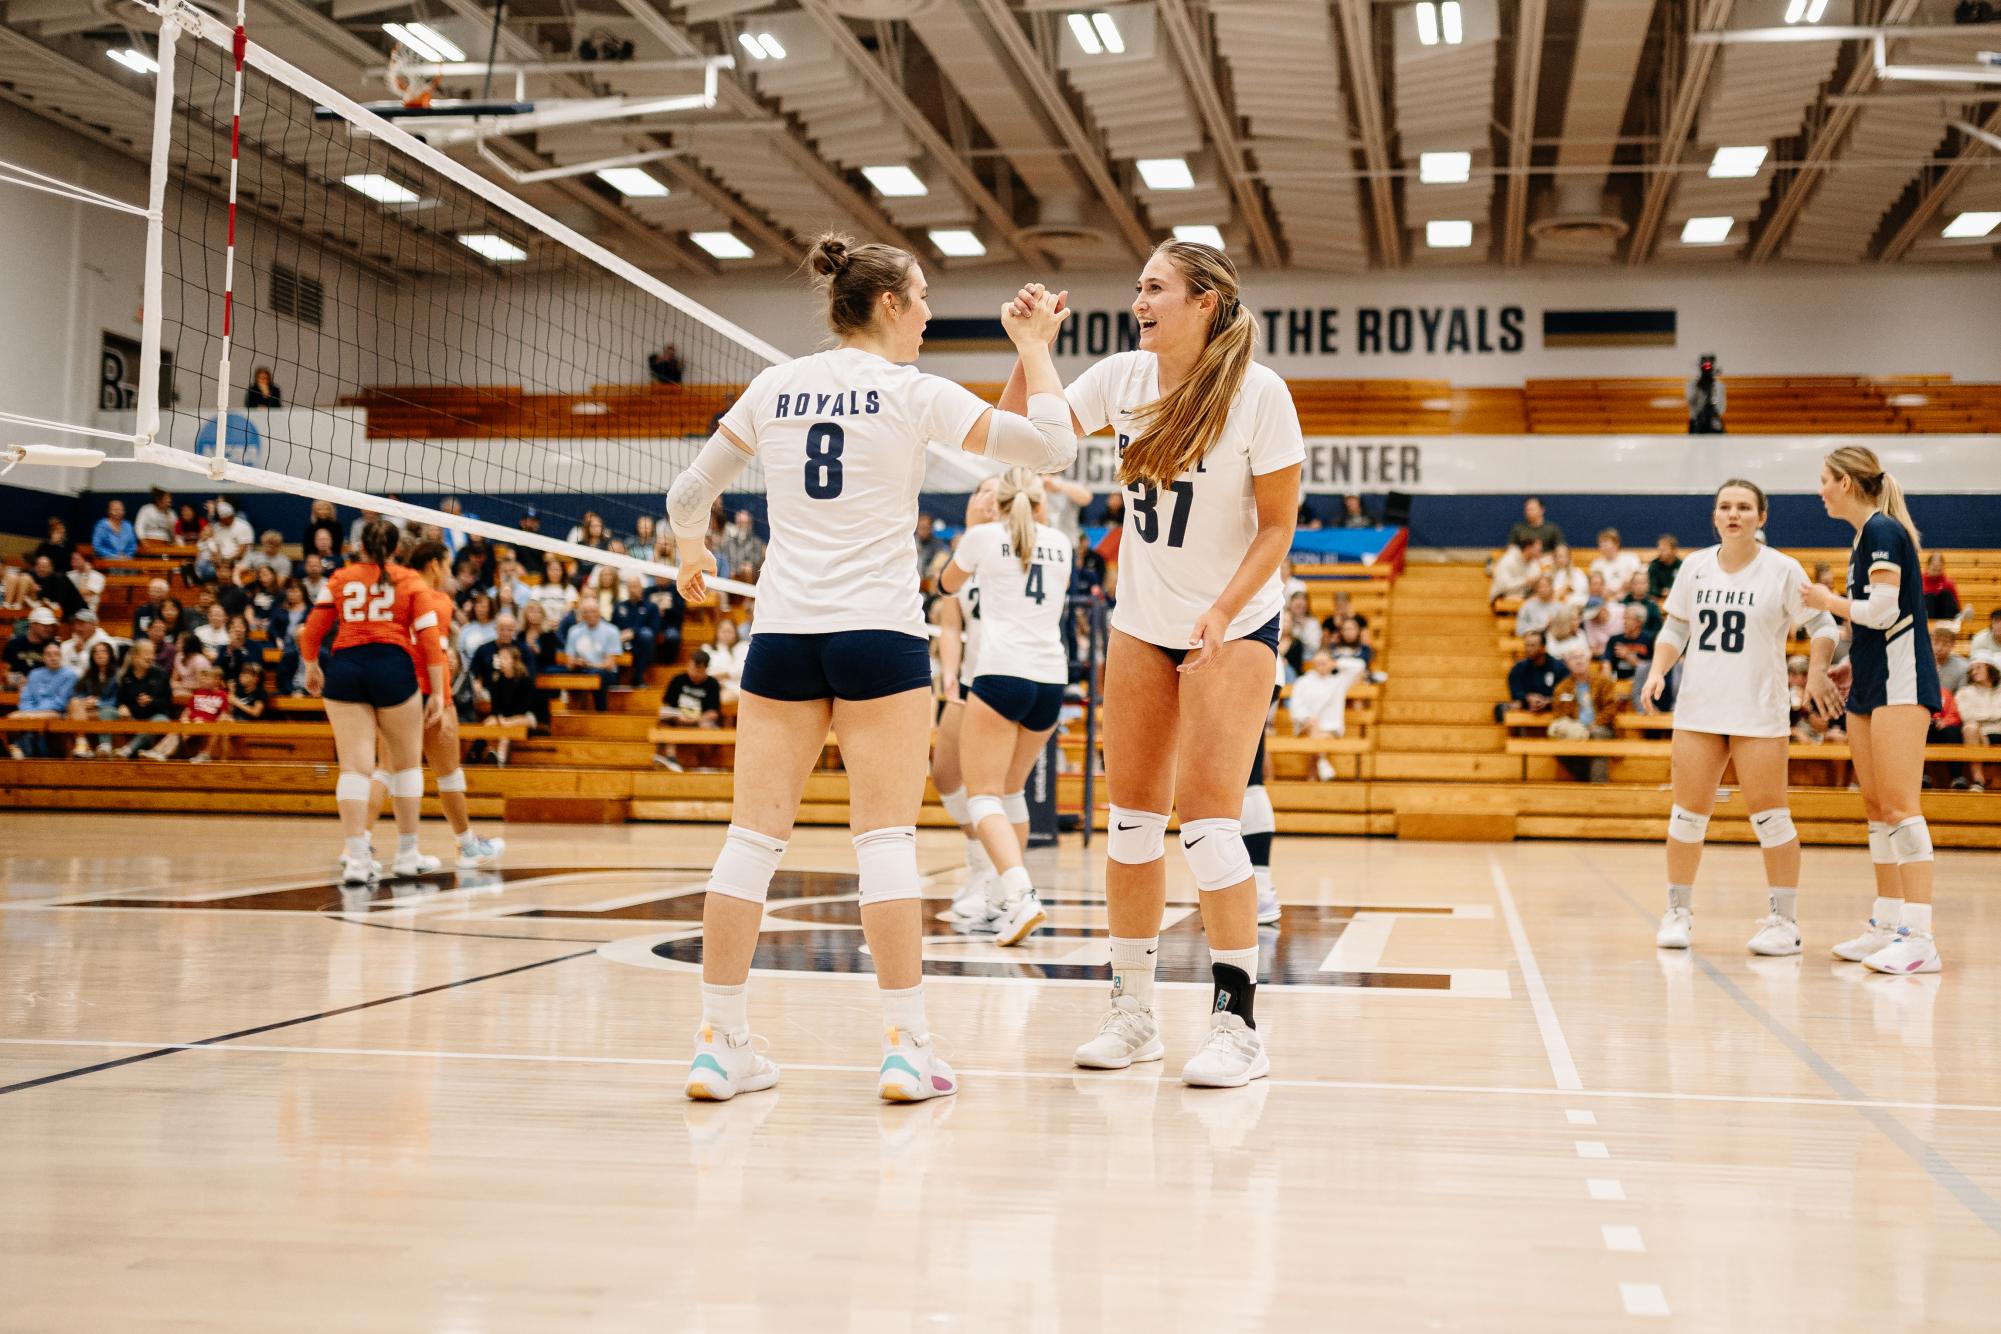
[341,582,395,623]
[1696,608,1746,653]
[1023,565,1045,605]
[1129,480,1193,547]
[805,422,844,500]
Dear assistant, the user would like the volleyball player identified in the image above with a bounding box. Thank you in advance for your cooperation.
[932,477,1002,925]
[301,518,445,886]
[937,467,1074,946]
[364,540,505,870]
[1003,240,1304,1088]
[664,235,1075,1102]
[1801,447,1944,974]
[1642,480,1840,954]
[1243,656,1282,926]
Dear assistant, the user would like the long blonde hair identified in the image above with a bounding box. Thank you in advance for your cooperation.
[1119,240,1258,489]
[996,467,1043,572]
[1825,445,1922,558]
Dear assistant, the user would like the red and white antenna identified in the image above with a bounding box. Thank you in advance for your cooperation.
[210,0,248,478]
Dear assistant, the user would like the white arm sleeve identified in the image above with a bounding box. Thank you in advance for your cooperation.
[1803,608,1842,644]
[666,434,752,541]
[1657,616,1690,653]
[1848,581,1900,630]
[983,393,1078,472]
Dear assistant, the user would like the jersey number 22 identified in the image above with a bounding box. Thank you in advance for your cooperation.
[341,582,395,623]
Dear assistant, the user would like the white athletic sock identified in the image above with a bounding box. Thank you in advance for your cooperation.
[1770,887,1798,921]
[344,835,371,862]
[1902,902,1933,934]
[879,983,927,1039]
[1254,867,1273,895]
[1210,943,1260,977]
[965,839,994,877]
[458,828,481,850]
[997,865,1033,904]
[1873,896,1903,926]
[1109,936,1159,1008]
[700,981,748,1036]
[1668,884,1693,912]
[397,833,419,858]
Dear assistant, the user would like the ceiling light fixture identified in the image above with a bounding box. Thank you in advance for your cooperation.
[691,231,755,259]
[596,167,670,198]
[1679,215,1733,245]
[929,229,987,257]
[1172,225,1226,248]
[862,165,928,197]
[1441,0,1463,44]
[342,173,419,204]
[1067,13,1103,55]
[383,22,462,63]
[738,31,786,61]
[1136,157,1195,190]
[1426,219,1473,248]
[1091,13,1126,54]
[1783,0,1827,22]
[1419,151,1471,184]
[1414,2,1439,45]
[1941,210,2000,239]
[755,33,786,60]
[459,233,527,262]
[107,48,160,75]
[1415,2,1464,46]
[1707,145,1768,178]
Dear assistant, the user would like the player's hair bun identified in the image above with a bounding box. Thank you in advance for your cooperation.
[807,234,853,278]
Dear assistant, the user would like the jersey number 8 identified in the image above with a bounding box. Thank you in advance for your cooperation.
[1696,608,1746,654]
[805,422,844,500]
[341,581,396,623]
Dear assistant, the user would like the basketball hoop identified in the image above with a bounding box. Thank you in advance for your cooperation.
[386,45,444,109]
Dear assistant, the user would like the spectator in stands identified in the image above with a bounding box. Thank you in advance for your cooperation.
[173,503,206,544]
[472,612,532,691]
[1504,630,1568,721]
[1646,535,1682,601]
[270,581,307,646]
[484,645,543,764]
[567,510,610,553]
[1604,604,1654,707]
[135,487,175,545]
[1515,576,1564,638]
[1923,552,1961,627]
[7,639,77,758]
[487,556,528,611]
[1957,654,2001,791]
[143,663,227,763]
[5,606,61,684]
[1294,500,1324,531]
[214,617,254,682]
[1321,590,1372,649]
[243,367,282,409]
[628,515,657,555]
[194,603,231,654]
[114,638,172,758]
[92,499,137,560]
[247,566,281,634]
[1811,560,1839,593]
[1327,615,1375,682]
[1589,528,1640,594]
[170,633,212,696]
[518,599,561,670]
[345,507,381,556]
[652,649,723,771]
[4,526,62,609]
[196,501,253,581]
[240,531,292,582]
[648,576,685,668]
[914,513,948,580]
[1547,645,1619,782]
[1543,606,1586,661]
[1973,608,2001,658]
[1489,536,1545,604]
[1926,682,1966,790]
[1933,625,1970,697]
[229,660,268,722]
[707,616,748,708]
[66,639,123,758]
[303,500,340,557]
[25,554,86,621]
[131,578,172,635]
[305,526,338,574]
[59,609,112,674]
[1687,354,1724,434]
[717,510,765,583]
[1509,496,1564,551]
[1288,648,1369,782]
[457,532,497,589]
[613,577,660,684]
[564,597,621,710]
[1338,494,1375,529]
[67,550,104,614]
[1280,590,1322,675]
[150,597,185,653]
[647,343,684,385]
[459,592,499,662]
[1083,490,1128,529]
[1790,655,1840,744]
[1622,570,1663,640]
[34,516,75,574]
[511,511,547,580]
[1548,543,1587,606]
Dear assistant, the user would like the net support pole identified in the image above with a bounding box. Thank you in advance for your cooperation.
[136,9,181,447]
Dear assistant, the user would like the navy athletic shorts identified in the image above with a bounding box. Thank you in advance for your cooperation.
[1146,612,1282,668]
[969,674,1066,731]
[322,642,417,708]
[740,629,932,702]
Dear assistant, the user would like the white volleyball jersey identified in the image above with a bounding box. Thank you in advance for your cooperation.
[1663,544,1817,738]
[719,348,989,636]
[1066,352,1305,649]
[951,520,1073,684]
[954,577,982,688]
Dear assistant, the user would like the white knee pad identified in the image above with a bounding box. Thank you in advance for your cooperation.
[938,786,971,826]
[1106,806,1168,864]
[1750,807,1797,849]
[435,768,467,794]
[707,824,787,905]
[854,825,921,905]
[1180,817,1253,891]
[1867,820,1895,864]
[1002,789,1029,825]
[389,768,424,799]
[1667,805,1710,845]
[1240,784,1275,837]
[1888,816,1933,865]
[965,794,1007,828]
[371,769,391,789]
[334,773,371,803]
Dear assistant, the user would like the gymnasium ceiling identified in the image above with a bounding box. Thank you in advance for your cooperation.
[2,0,1998,276]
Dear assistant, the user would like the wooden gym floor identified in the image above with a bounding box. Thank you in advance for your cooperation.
[3,813,1999,1331]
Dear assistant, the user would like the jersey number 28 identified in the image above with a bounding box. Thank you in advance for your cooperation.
[1696,608,1746,653]
[805,422,844,500]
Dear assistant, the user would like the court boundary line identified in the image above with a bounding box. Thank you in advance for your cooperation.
[1489,853,1584,1090]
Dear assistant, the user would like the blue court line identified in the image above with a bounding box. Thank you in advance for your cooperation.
[1572,850,2001,1240]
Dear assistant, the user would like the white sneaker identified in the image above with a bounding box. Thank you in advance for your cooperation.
[96,740,112,757]
[1181,1011,1270,1088]
[1862,928,1942,975]
[1747,914,1802,956]
[1655,907,1693,949]
[991,891,1046,947]
[938,876,995,925]
[1255,879,1282,926]
[877,1026,957,1102]
[684,1024,780,1101]
[1832,918,1899,962]
[1314,756,1335,782]
[1072,995,1164,1070]
[390,848,443,877]
[456,835,506,869]
[339,853,377,887]
[71,741,93,759]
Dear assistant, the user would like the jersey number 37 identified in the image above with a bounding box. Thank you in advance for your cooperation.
[341,582,396,623]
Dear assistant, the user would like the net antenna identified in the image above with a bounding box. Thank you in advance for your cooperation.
[130,0,785,596]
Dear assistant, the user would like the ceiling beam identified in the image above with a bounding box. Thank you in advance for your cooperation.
[1745,0,1924,263]
[1332,0,1402,268]
[1152,0,1282,268]
[1877,105,2001,262]
[966,0,1152,260]
[1626,0,1734,265]
[791,0,1050,266]
[1502,0,1548,266]
[655,157,804,263]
